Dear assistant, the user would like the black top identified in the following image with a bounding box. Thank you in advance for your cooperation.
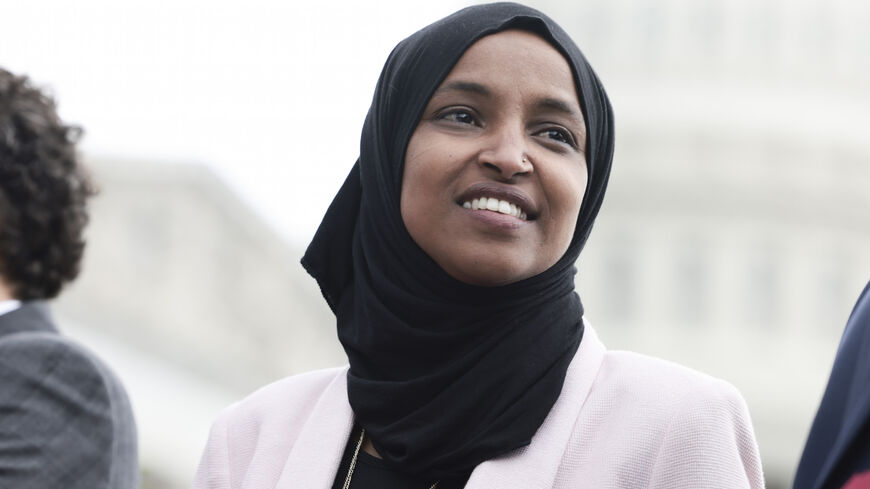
[331,428,471,489]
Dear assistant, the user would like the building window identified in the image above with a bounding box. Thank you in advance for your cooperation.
[600,237,638,325]
[744,244,781,326]
[673,240,708,324]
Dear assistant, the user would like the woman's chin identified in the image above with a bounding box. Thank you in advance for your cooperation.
[440,256,538,287]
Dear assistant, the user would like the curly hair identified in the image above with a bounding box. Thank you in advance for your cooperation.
[0,67,95,300]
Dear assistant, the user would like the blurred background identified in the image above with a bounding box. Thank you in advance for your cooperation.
[2,0,869,487]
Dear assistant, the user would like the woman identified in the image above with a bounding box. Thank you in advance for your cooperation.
[194,3,764,488]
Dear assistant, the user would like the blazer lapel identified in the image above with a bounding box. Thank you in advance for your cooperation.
[275,368,355,489]
[465,321,606,489]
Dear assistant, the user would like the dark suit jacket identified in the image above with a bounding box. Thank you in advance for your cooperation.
[794,281,870,489]
[0,301,139,489]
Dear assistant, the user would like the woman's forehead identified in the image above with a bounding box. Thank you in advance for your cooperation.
[429,30,584,127]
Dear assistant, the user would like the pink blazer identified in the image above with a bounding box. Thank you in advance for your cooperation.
[193,325,765,489]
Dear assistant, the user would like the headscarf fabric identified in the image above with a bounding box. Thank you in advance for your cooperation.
[302,2,614,478]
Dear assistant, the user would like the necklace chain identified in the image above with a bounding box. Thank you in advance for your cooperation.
[343,428,438,489]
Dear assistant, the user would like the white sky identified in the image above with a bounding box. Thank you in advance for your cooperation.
[1,0,468,248]
[4,0,868,249]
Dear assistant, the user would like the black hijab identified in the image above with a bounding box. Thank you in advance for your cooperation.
[302,2,614,479]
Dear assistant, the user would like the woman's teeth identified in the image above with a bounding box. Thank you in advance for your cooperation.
[461,197,527,220]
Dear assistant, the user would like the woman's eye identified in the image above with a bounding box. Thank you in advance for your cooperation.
[440,109,477,125]
[537,127,576,147]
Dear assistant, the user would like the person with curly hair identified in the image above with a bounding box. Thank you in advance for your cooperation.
[0,66,139,489]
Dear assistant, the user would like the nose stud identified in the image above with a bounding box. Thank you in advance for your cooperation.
[522,156,529,164]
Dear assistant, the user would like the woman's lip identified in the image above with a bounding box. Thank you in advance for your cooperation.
[461,205,526,230]
[456,182,538,219]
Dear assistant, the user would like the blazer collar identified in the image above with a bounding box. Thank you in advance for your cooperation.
[0,299,21,317]
[275,320,606,489]
[275,368,355,489]
[0,300,56,338]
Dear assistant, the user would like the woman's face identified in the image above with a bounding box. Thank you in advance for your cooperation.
[401,29,588,287]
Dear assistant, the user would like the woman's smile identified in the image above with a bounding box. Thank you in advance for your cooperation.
[463,198,527,220]
[457,181,538,223]
[401,29,588,286]
[462,198,528,221]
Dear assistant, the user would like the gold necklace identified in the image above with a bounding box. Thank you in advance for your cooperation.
[343,429,438,489]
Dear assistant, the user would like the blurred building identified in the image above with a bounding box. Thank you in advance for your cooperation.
[529,0,870,487]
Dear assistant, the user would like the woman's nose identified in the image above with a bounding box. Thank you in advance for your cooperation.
[477,126,533,179]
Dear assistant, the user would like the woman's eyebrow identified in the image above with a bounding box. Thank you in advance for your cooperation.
[537,98,584,125]
[432,82,585,127]
[433,80,490,97]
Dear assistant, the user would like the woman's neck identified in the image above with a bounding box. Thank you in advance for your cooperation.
[0,278,15,302]
[362,436,383,459]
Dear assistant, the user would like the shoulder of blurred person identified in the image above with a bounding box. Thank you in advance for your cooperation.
[0,302,139,489]
[193,325,764,489]
[794,282,870,489]
[0,67,139,489]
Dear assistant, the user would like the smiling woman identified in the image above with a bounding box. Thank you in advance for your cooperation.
[193,3,765,489]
